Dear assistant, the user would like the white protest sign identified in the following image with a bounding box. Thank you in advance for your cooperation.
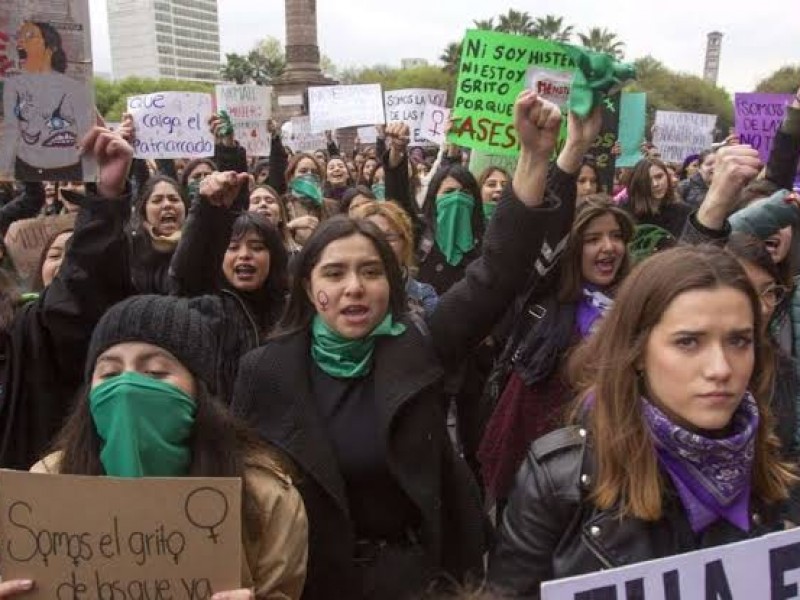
[652,110,717,163]
[127,92,214,159]
[541,527,800,599]
[308,84,385,132]
[525,68,573,109]
[215,84,272,157]
[420,106,451,146]
[357,126,378,144]
[384,89,448,146]
[286,116,327,154]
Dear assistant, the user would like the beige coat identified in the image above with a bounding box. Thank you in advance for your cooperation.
[31,451,308,600]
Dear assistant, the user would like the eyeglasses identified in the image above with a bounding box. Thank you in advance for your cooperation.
[759,284,789,307]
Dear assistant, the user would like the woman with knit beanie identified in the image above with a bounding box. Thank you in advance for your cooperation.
[488,245,796,596]
[27,294,308,599]
[231,92,601,599]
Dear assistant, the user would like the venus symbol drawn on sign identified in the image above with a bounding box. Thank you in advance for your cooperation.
[428,109,445,138]
[184,487,229,543]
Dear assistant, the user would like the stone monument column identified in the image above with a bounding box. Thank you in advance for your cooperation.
[273,0,336,122]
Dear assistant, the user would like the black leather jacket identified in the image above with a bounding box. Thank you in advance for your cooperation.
[487,426,785,598]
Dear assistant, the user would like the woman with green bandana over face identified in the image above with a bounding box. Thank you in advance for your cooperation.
[29,295,308,600]
[231,91,587,599]
[282,153,339,247]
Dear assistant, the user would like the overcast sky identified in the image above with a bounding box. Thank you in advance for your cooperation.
[88,0,797,94]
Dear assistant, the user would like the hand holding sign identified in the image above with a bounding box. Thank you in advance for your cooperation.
[80,126,134,199]
[386,122,410,169]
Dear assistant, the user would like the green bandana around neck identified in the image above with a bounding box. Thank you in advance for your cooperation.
[436,190,476,266]
[290,173,324,206]
[371,182,386,200]
[569,49,636,118]
[311,313,406,379]
[482,201,497,223]
[89,372,196,477]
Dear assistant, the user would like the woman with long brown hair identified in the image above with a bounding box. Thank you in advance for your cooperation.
[625,157,692,238]
[488,244,795,597]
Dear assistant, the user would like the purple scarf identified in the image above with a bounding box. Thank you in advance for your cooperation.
[576,285,613,338]
[641,394,759,534]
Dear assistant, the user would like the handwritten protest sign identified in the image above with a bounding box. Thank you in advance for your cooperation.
[384,89,447,146]
[541,527,800,599]
[652,110,717,163]
[0,0,97,182]
[0,469,242,600]
[285,116,327,154]
[734,93,793,164]
[450,29,578,155]
[616,92,647,168]
[215,85,272,157]
[127,92,214,159]
[420,106,451,146]
[5,212,75,281]
[308,84,385,132]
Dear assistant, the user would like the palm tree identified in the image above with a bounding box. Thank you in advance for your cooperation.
[532,15,574,42]
[578,27,626,60]
[495,9,534,36]
[472,17,495,30]
[439,41,462,76]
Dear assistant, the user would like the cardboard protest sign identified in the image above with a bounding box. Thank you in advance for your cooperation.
[616,92,647,168]
[285,116,327,154]
[5,212,75,281]
[420,106,450,146]
[384,89,447,146]
[0,469,242,600]
[308,83,385,133]
[652,110,717,163]
[215,85,272,157]
[734,93,794,164]
[0,0,97,182]
[450,29,578,156]
[127,92,215,159]
[541,527,800,599]
[586,93,620,193]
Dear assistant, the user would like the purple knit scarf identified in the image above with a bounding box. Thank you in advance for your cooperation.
[641,394,759,534]
[576,285,614,338]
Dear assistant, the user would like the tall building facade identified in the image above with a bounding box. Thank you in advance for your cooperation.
[703,31,723,85]
[107,0,221,82]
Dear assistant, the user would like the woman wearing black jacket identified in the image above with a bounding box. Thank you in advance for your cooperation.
[488,245,795,597]
[231,92,600,599]
[170,171,289,399]
[0,125,134,470]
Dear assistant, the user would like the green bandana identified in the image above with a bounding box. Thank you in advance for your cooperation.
[372,182,386,200]
[436,190,476,266]
[311,314,406,379]
[569,49,636,118]
[89,372,196,477]
[290,173,324,206]
[482,201,497,222]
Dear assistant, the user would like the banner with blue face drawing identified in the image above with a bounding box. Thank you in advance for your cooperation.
[0,0,96,182]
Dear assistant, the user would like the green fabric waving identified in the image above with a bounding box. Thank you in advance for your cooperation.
[290,173,324,206]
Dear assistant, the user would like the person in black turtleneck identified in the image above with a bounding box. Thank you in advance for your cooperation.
[169,171,288,400]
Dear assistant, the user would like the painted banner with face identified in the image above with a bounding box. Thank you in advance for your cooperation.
[0,1,96,182]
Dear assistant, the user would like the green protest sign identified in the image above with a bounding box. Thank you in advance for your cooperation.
[617,92,647,167]
[450,29,579,156]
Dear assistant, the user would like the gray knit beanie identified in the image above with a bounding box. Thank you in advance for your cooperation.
[85,295,216,389]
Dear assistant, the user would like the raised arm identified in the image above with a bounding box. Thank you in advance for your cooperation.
[766,86,800,190]
[429,92,600,367]
[267,119,289,195]
[0,182,44,236]
[170,170,249,296]
[210,114,249,212]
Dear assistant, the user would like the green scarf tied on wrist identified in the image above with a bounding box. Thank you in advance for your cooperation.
[311,314,406,379]
[569,49,636,118]
[90,372,196,477]
[436,190,476,266]
[290,173,324,206]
